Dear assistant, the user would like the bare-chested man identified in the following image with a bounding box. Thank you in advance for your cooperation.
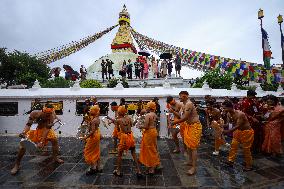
[107,101,119,154]
[113,106,142,177]
[172,91,202,175]
[139,101,160,175]
[82,105,101,175]
[205,100,221,129]
[222,100,254,171]
[166,96,183,153]
[11,104,64,175]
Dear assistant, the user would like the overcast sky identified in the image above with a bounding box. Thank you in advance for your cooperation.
[0,0,283,79]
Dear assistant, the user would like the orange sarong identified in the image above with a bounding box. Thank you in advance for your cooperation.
[84,129,100,165]
[139,128,160,168]
[211,121,225,151]
[183,122,202,150]
[112,126,121,139]
[179,122,186,139]
[228,128,254,167]
[27,128,57,146]
[118,132,135,151]
[215,138,226,151]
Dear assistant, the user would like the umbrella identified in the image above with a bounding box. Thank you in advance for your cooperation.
[50,67,61,74]
[138,50,151,57]
[63,64,73,71]
[159,52,172,59]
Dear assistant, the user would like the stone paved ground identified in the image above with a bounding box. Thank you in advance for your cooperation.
[0,136,283,189]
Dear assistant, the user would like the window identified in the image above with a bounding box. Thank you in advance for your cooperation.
[0,102,18,116]
[125,101,150,115]
[27,101,63,115]
[76,102,85,115]
[76,101,109,116]
[97,102,109,116]
[47,101,63,115]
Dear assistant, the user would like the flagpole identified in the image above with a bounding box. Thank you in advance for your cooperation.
[258,9,266,83]
[278,14,284,67]
[258,9,264,61]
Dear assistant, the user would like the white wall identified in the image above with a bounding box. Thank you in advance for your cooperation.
[0,97,170,138]
[1,87,282,138]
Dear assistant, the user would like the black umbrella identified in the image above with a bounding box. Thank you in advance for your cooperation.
[138,50,151,57]
[159,52,172,59]
[63,64,73,71]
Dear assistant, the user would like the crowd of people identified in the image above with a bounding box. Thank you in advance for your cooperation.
[50,55,183,82]
[201,92,284,157]
[104,55,183,80]
[10,90,283,178]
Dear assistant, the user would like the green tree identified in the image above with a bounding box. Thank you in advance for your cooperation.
[260,82,279,91]
[193,69,233,89]
[0,48,50,87]
[80,79,103,88]
[41,77,73,88]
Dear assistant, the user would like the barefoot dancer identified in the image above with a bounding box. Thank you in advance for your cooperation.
[139,101,160,175]
[172,91,202,176]
[11,105,64,175]
[82,105,101,175]
[222,100,254,171]
[113,106,142,177]
[166,96,183,153]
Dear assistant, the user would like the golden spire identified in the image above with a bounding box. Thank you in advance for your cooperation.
[119,4,130,25]
[111,5,136,53]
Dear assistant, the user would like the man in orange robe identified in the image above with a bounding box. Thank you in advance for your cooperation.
[11,105,64,175]
[113,106,142,177]
[206,100,228,155]
[172,91,202,175]
[107,101,120,154]
[139,101,160,175]
[82,105,101,175]
[166,96,183,153]
[222,100,254,171]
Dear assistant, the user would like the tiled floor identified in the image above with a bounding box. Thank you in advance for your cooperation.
[0,136,283,188]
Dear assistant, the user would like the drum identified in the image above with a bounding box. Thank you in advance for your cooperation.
[101,116,110,129]
[134,115,145,129]
[76,123,89,139]
[20,138,38,154]
[53,120,65,131]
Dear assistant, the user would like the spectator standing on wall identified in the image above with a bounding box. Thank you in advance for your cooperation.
[106,59,114,79]
[126,59,133,79]
[101,59,108,81]
[134,58,141,79]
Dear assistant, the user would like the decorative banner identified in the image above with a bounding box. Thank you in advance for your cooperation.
[131,28,283,84]
[35,25,119,64]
